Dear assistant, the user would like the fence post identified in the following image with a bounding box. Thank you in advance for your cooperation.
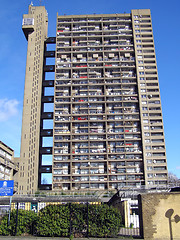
[69,203,72,237]
[86,202,89,238]
[14,202,19,236]
[8,196,12,227]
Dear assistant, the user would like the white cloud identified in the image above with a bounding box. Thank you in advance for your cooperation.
[0,98,19,121]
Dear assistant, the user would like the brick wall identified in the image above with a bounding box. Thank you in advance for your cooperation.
[139,192,180,239]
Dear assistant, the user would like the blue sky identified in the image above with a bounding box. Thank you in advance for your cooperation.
[0,0,180,177]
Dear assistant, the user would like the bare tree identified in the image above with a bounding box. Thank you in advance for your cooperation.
[168,172,180,187]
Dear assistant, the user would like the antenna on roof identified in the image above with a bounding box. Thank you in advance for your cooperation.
[30,1,33,6]
[39,0,42,5]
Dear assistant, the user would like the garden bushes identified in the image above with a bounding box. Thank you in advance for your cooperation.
[37,203,121,237]
[0,203,121,237]
[0,209,37,236]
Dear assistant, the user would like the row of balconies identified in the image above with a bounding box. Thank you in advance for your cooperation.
[55,96,135,102]
[57,46,134,52]
[54,146,142,153]
[57,24,132,31]
[56,56,135,62]
[57,26,132,32]
[57,40,133,47]
[53,170,144,178]
[55,104,139,110]
[54,112,139,120]
[56,63,126,68]
[55,86,137,94]
[57,17,132,23]
[57,55,133,62]
[53,154,142,160]
[55,143,141,150]
[54,110,139,115]
[53,169,145,177]
[55,90,137,95]
[57,30,133,37]
[57,63,136,68]
[68,134,141,141]
[56,73,136,79]
[54,129,141,137]
[56,67,136,74]
[56,80,136,86]
[58,40,134,46]
[56,68,136,74]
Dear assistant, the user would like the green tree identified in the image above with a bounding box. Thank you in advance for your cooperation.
[0,209,37,236]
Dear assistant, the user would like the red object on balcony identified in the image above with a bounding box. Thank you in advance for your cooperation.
[125,130,129,132]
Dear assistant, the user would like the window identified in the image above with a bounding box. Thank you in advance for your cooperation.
[143,119,149,123]
[139,71,144,75]
[144,132,150,136]
[147,159,152,164]
[138,61,143,64]
[147,166,152,170]
[23,18,34,26]
[142,101,147,105]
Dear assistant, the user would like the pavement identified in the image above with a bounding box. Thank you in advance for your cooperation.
[0,237,142,240]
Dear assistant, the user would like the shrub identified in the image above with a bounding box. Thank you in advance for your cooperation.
[88,204,121,237]
[0,209,37,236]
[0,203,122,237]
[36,203,121,237]
[36,204,70,237]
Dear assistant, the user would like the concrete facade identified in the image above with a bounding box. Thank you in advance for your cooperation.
[18,4,48,194]
[0,141,19,191]
[18,5,168,194]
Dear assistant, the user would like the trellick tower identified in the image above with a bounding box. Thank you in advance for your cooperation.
[17,5,168,194]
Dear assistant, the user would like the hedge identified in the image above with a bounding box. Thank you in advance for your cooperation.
[0,209,37,236]
[0,203,121,237]
[37,203,121,237]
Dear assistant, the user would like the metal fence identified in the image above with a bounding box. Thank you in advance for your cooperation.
[0,200,121,237]
[119,227,140,237]
[0,194,142,238]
